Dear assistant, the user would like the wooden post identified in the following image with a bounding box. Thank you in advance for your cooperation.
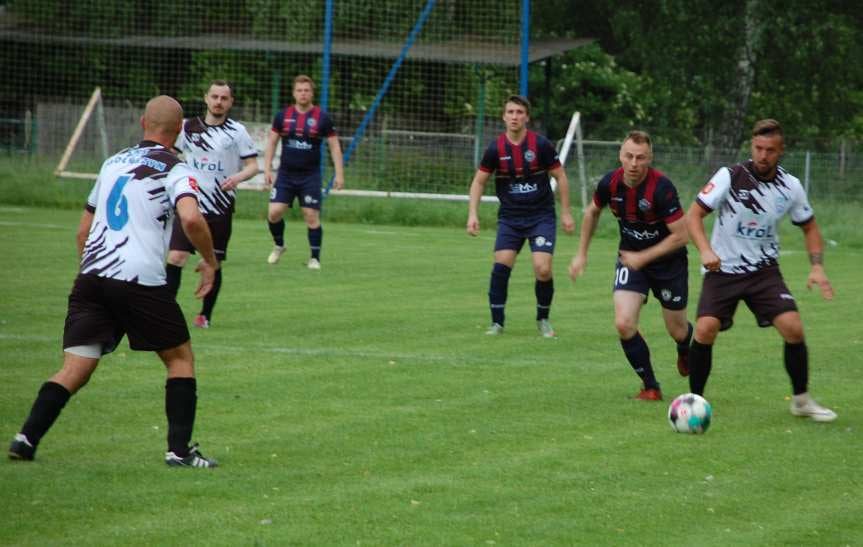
[54,87,102,175]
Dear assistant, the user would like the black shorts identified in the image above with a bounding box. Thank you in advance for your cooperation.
[270,172,322,210]
[613,255,689,310]
[696,265,798,330]
[169,214,232,261]
[63,274,190,355]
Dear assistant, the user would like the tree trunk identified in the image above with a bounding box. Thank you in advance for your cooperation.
[710,0,760,167]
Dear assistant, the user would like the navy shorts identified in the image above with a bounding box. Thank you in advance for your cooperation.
[63,274,190,355]
[270,172,322,210]
[613,255,689,310]
[494,214,557,254]
[169,214,232,261]
[697,265,798,330]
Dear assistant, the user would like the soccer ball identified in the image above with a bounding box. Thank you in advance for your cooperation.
[668,393,712,434]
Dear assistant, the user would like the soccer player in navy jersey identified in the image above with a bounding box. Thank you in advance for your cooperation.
[167,80,259,329]
[467,95,575,337]
[263,74,344,269]
[9,96,220,467]
[569,131,692,401]
[687,119,836,421]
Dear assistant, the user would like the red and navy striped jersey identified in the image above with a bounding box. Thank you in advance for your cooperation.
[271,106,336,175]
[479,130,560,218]
[594,167,686,262]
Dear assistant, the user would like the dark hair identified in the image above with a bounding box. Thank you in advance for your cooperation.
[503,95,531,115]
[752,119,783,139]
[208,79,234,98]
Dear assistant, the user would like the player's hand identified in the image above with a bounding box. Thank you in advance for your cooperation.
[569,255,587,280]
[466,215,480,236]
[619,250,647,271]
[264,170,274,187]
[561,211,575,234]
[700,249,721,272]
[194,259,219,299]
[333,174,345,191]
[806,265,834,300]
[220,175,239,191]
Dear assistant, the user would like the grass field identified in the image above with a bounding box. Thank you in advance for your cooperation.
[1,205,861,545]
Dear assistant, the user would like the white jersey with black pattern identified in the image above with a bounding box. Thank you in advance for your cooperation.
[175,117,258,216]
[696,161,814,274]
[81,141,199,286]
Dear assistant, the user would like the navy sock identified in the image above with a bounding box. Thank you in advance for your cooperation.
[677,322,694,356]
[268,220,285,247]
[200,268,222,320]
[621,332,659,389]
[308,226,322,260]
[165,377,197,457]
[784,341,809,395]
[20,381,71,447]
[535,278,554,320]
[488,262,511,326]
[688,340,713,395]
[165,264,182,297]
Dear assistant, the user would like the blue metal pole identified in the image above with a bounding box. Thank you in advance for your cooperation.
[324,0,437,195]
[520,0,529,97]
[320,0,334,182]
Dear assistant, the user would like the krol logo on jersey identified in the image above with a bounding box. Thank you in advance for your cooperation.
[736,220,774,239]
[192,156,225,173]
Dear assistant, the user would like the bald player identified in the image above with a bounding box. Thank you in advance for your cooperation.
[8,96,221,467]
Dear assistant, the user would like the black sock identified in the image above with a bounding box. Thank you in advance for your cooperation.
[688,340,713,395]
[677,322,694,356]
[488,262,511,326]
[535,278,554,320]
[621,332,659,389]
[308,226,322,260]
[165,264,183,297]
[19,381,71,447]
[784,341,809,395]
[268,220,285,247]
[200,268,222,321]
[165,377,197,457]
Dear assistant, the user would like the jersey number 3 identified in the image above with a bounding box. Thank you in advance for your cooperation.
[107,175,131,230]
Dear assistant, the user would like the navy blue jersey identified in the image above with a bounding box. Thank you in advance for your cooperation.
[594,167,686,265]
[271,106,336,175]
[479,130,561,219]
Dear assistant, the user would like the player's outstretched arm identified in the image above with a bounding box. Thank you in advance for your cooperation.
[76,209,95,256]
[176,196,219,298]
[569,201,601,280]
[686,201,720,272]
[327,135,345,190]
[800,219,833,300]
[221,157,260,191]
[549,165,575,234]
[263,130,280,187]
[466,170,491,236]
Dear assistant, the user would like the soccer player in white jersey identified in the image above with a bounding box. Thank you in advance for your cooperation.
[9,96,222,466]
[686,119,837,422]
[167,80,259,328]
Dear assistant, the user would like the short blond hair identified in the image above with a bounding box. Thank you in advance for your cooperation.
[293,74,316,91]
[623,130,653,154]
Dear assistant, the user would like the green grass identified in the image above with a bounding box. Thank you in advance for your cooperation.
[1,206,861,545]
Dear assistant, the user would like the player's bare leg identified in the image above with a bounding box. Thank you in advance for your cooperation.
[159,342,217,467]
[267,202,290,264]
[302,207,322,269]
[614,290,660,399]
[771,311,836,422]
[9,352,99,460]
[531,251,556,337]
[662,307,693,376]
